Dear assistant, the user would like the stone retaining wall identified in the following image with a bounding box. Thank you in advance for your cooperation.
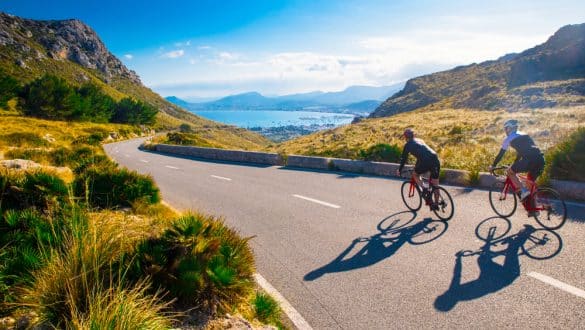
[151,143,585,201]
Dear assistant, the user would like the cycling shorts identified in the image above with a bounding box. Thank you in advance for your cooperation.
[415,156,441,180]
[511,153,545,180]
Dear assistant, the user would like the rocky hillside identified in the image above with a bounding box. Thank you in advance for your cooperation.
[0,12,269,149]
[371,23,585,118]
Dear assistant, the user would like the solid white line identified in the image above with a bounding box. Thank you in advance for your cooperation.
[211,175,232,181]
[165,165,179,169]
[253,273,313,330]
[293,194,340,209]
[140,159,149,163]
[528,272,585,299]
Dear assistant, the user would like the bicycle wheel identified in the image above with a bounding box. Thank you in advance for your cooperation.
[521,229,563,260]
[532,188,567,230]
[401,181,422,211]
[488,184,517,218]
[432,186,454,221]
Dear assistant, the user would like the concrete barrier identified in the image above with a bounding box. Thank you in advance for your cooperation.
[286,155,332,170]
[150,143,584,201]
[441,169,470,186]
[550,180,585,201]
[155,144,284,166]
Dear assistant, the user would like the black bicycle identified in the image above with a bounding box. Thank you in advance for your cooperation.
[400,169,454,221]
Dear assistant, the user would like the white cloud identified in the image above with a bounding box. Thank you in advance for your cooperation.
[124,54,133,60]
[161,49,185,59]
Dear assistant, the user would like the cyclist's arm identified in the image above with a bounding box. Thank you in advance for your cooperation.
[398,143,410,173]
[492,148,506,168]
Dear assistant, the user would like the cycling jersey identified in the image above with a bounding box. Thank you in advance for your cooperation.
[399,138,440,178]
[493,130,545,179]
[500,131,542,158]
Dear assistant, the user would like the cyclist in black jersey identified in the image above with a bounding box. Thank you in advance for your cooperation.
[396,128,441,210]
[489,119,545,202]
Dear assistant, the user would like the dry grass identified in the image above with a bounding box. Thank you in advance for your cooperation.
[273,106,585,173]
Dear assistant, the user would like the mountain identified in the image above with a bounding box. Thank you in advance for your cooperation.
[370,23,585,118]
[0,12,269,149]
[167,83,404,114]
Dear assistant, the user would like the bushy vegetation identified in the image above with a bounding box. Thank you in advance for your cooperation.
[545,127,585,182]
[358,143,402,162]
[129,214,255,312]
[0,170,70,212]
[253,292,282,327]
[74,165,160,209]
[18,74,157,125]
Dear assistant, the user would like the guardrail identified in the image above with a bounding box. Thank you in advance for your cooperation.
[149,143,585,201]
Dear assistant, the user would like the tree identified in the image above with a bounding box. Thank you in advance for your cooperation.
[74,83,115,122]
[0,70,21,108]
[19,75,78,120]
[111,97,158,125]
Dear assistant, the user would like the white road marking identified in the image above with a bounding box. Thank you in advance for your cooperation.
[293,194,340,209]
[528,272,585,299]
[211,175,232,181]
[165,165,179,170]
[140,159,149,163]
[253,273,313,330]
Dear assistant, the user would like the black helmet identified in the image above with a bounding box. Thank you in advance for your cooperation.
[403,128,414,139]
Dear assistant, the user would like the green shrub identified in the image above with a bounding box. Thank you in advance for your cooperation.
[72,132,107,146]
[0,70,21,108]
[0,170,69,212]
[253,292,282,326]
[179,123,193,133]
[358,143,402,162]
[545,127,585,182]
[111,97,158,126]
[129,213,255,312]
[74,166,160,208]
[1,132,48,147]
[0,208,70,307]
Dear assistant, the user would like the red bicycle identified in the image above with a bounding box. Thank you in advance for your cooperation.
[488,166,567,230]
[400,169,454,221]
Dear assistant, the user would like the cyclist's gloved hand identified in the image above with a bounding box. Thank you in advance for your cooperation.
[395,169,401,177]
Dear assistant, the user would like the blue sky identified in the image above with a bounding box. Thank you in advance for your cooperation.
[2,0,585,100]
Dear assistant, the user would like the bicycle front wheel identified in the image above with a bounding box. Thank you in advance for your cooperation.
[432,186,454,221]
[488,184,517,218]
[532,188,567,230]
[401,181,422,211]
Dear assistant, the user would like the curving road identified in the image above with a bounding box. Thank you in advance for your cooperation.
[105,139,585,329]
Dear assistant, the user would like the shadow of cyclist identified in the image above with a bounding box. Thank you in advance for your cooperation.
[304,214,447,281]
[434,224,545,312]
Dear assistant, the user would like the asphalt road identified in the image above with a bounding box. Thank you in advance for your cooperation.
[104,139,585,329]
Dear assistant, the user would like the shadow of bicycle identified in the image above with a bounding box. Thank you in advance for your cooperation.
[304,211,448,281]
[434,217,563,312]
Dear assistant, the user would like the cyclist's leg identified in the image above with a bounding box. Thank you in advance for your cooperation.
[526,154,545,211]
[509,158,530,194]
[413,161,425,188]
[428,157,441,205]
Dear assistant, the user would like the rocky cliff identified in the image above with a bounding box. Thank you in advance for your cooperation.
[370,23,585,118]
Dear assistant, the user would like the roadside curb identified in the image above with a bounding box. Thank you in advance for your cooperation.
[149,143,585,202]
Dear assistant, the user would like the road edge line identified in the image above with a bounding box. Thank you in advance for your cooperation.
[527,272,585,299]
[253,273,313,330]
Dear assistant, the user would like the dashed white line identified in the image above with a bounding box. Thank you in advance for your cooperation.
[293,194,340,209]
[211,175,232,181]
[165,165,179,170]
[140,159,149,163]
[528,272,585,299]
[253,273,313,330]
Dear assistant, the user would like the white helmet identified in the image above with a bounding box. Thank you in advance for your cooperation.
[503,119,518,130]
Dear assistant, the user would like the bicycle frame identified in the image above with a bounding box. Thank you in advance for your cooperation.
[498,173,540,212]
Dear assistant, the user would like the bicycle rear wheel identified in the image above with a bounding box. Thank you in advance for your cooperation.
[432,186,454,221]
[401,181,422,211]
[488,184,517,218]
[532,188,567,230]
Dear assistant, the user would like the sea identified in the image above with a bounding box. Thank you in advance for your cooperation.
[190,110,354,129]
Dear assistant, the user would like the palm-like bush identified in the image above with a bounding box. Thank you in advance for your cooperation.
[74,165,159,209]
[131,214,255,312]
[0,170,69,212]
